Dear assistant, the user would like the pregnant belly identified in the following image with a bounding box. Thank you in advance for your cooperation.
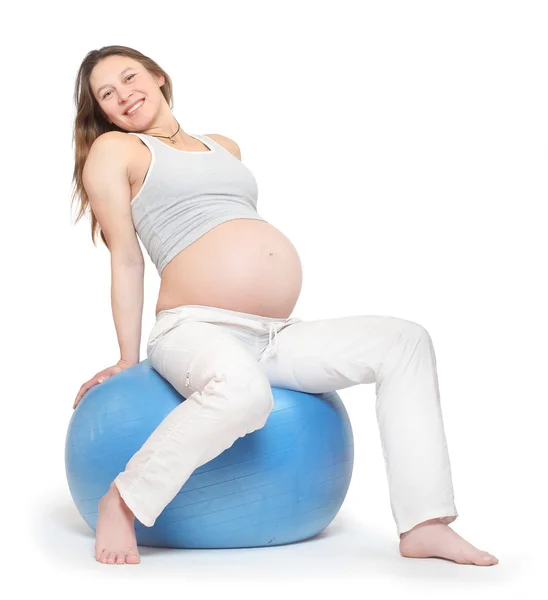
[156,219,303,318]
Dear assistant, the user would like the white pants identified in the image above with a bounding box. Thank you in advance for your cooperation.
[114,304,458,536]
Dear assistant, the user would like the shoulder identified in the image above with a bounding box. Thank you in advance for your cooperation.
[85,131,135,167]
[205,133,241,160]
[84,131,134,178]
[87,131,135,161]
[93,130,134,144]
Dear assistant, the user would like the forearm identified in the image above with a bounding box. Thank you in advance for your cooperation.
[110,259,144,365]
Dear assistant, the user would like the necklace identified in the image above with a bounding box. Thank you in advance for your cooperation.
[146,120,181,144]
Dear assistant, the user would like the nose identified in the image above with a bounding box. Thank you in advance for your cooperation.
[119,93,135,110]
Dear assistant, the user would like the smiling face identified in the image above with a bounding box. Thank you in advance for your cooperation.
[89,54,166,130]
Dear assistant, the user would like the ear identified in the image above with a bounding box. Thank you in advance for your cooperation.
[157,74,165,87]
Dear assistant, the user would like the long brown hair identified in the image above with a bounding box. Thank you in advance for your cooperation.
[70,45,174,249]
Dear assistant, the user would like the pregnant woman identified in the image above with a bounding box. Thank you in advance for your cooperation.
[71,45,497,567]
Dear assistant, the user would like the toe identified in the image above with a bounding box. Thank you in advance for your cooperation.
[106,552,117,564]
[116,554,126,565]
[126,552,141,564]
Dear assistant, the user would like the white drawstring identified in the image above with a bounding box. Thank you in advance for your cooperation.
[265,322,279,357]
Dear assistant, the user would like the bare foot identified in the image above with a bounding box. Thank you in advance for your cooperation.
[399,518,498,566]
[95,482,140,564]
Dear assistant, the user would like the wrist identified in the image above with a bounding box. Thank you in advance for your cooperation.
[119,357,139,367]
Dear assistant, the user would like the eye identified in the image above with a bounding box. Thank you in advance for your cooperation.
[102,74,135,99]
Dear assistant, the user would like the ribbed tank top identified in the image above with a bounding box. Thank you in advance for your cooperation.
[128,132,267,275]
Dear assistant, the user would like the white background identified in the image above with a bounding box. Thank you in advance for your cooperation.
[2,0,546,597]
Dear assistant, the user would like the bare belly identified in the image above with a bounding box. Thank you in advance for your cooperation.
[126,132,302,319]
[155,219,303,319]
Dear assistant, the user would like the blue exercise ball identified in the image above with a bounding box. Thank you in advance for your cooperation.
[65,360,354,549]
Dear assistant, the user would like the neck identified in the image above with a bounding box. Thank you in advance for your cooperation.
[141,116,180,139]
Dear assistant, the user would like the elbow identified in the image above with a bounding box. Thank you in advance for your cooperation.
[111,254,145,270]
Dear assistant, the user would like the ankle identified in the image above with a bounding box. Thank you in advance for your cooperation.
[400,518,446,539]
[108,482,135,518]
[418,517,445,527]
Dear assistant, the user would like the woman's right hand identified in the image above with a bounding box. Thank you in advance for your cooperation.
[73,359,136,409]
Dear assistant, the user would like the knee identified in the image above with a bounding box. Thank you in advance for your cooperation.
[207,372,274,432]
[395,318,431,344]
[238,375,274,432]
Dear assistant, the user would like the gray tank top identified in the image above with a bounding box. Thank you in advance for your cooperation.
[128,132,267,274]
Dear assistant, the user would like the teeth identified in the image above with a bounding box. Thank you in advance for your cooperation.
[126,100,144,115]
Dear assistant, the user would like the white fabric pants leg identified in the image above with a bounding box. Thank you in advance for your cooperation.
[114,305,458,537]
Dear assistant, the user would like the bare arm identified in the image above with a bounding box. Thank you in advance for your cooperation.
[110,258,144,364]
[83,132,145,365]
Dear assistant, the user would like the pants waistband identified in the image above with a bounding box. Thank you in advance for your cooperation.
[154,305,301,358]
[156,304,293,324]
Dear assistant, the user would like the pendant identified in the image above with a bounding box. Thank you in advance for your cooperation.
[171,138,176,144]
